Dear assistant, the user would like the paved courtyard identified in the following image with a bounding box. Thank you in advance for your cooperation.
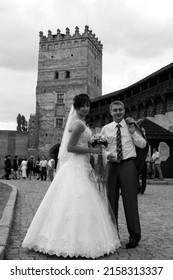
[3,178,173,260]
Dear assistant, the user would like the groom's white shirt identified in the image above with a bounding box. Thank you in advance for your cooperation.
[101,119,146,163]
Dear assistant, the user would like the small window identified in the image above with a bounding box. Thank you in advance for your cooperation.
[55,71,59,79]
[56,118,63,128]
[66,71,70,78]
[94,76,96,84]
[57,93,64,104]
[166,99,173,111]
[155,103,163,114]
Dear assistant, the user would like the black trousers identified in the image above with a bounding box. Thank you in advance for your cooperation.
[41,167,47,181]
[105,159,141,238]
[5,168,11,179]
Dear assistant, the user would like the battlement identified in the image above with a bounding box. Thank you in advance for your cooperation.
[39,25,103,53]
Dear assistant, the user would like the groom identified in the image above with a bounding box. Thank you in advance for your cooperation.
[101,100,146,249]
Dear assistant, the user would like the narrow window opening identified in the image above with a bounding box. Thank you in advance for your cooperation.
[57,93,64,104]
[55,71,59,79]
[56,118,63,128]
[66,71,70,78]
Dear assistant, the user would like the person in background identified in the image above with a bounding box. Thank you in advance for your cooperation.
[35,157,41,180]
[13,155,19,179]
[20,158,27,179]
[27,155,35,180]
[2,155,8,179]
[145,153,153,179]
[40,156,48,181]
[5,155,12,180]
[151,147,163,180]
[47,155,55,182]
[17,157,23,178]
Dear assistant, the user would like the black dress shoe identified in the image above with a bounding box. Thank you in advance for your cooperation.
[126,233,141,249]
[126,240,139,249]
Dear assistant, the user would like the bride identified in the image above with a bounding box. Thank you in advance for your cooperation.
[22,94,120,259]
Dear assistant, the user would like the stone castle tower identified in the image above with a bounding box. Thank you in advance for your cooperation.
[28,25,103,160]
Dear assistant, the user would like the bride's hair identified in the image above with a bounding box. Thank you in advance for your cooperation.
[73,94,91,109]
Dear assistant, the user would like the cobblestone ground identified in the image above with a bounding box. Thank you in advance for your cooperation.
[3,178,173,260]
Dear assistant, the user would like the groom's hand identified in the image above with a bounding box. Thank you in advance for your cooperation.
[128,123,136,134]
[107,153,117,162]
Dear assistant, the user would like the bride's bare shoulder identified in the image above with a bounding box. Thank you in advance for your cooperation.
[69,119,85,132]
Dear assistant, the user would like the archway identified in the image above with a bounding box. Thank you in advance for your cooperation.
[49,144,60,169]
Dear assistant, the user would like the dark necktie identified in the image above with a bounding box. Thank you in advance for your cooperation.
[116,124,123,163]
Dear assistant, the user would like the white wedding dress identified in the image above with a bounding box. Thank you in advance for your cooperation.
[22,124,120,259]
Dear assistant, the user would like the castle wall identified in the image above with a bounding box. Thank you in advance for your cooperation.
[87,44,102,98]
[0,131,28,169]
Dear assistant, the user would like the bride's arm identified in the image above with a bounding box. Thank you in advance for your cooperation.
[67,122,100,154]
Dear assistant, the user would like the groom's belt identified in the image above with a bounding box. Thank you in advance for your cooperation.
[122,157,136,162]
[108,157,136,163]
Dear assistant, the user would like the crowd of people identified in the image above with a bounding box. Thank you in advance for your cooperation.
[2,154,56,182]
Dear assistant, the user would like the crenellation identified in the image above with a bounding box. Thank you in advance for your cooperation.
[39,25,102,54]
[47,30,53,41]
[65,27,71,38]
[56,29,61,39]
[73,26,81,38]
[39,31,46,42]
[39,31,43,37]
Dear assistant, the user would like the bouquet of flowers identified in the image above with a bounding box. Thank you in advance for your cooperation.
[89,133,109,148]
[89,134,109,192]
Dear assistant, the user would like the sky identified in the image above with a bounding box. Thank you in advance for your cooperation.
[0,0,173,130]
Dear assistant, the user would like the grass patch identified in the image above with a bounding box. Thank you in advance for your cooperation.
[0,182,12,220]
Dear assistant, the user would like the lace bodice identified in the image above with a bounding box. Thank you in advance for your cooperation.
[76,125,92,147]
[68,124,92,167]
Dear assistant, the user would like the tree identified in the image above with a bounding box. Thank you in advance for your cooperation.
[17,114,28,131]
[17,113,22,131]
[21,115,28,131]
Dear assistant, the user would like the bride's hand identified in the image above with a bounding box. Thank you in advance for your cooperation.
[91,146,102,155]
